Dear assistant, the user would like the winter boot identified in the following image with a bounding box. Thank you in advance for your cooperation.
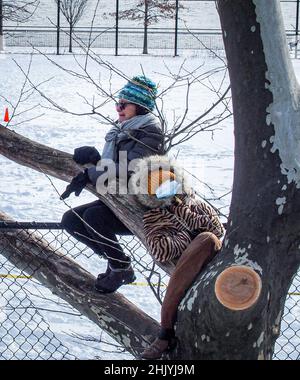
[94,262,136,293]
[96,264,111,282]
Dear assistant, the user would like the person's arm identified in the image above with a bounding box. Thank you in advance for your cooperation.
[169,200,225,239]
[73,146,101,165]
[143,208,192,262]
[86,166,103,186]
[60,169,91,200]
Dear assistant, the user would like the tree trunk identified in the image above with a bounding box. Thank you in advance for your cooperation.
[143,1,148,54]
[168,0,300,360]
[0,210,159,357]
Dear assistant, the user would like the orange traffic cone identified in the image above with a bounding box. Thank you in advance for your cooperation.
[4,108,9,122]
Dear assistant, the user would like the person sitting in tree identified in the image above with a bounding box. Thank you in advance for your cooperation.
[61,75,165,293]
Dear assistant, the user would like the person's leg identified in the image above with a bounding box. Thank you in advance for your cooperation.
[62,199,133,261]
[161,232,222,329]
[61,200,106,254]
[141,232,222,359]
[81,202,136,293]
[62,200,136,293]
[90,206,137,292]
[82,203,133,268]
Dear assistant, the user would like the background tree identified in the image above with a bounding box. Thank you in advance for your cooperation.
[54,0,88,53]
[107,0,184,54]
[0,0,39,51]
[2,0,39,21]
[0,0,299,359]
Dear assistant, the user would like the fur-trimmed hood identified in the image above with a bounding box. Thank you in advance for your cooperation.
[128,154,191,209]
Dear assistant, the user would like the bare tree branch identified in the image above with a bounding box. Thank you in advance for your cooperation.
[2,0,39,22]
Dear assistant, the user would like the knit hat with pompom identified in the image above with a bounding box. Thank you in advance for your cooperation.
[118,75,158,111]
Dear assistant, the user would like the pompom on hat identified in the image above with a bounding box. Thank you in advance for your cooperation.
[118,75,158,111]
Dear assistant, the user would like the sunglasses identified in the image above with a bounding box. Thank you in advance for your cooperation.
[115,101,133,111]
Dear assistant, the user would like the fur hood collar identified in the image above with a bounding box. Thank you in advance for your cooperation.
[128,154,191,209]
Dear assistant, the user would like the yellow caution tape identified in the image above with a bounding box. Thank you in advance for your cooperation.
[0,274,165,287]
[131,282,166,287]
[0,274,299,294]
[0,274,32,280]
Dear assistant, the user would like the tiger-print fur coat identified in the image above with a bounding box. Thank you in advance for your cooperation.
[143,196,224,262]
[129,155,225,263]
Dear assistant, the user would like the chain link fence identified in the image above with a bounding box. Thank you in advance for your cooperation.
[0,220,169,360]
[3,26,224,57]
[0,220,299,359]
[3,27,298,59]
[3,27,298,57]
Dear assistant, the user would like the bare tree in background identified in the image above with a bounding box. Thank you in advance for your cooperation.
[54,0,88,53]
[107,0,184,54]
[0,0,39,51]
[2,0,39,21]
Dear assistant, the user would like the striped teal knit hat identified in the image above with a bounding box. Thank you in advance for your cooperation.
[118,75,158,111]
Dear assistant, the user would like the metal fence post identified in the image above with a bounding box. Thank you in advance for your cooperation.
[174,0,179,57]
[115,0,119,56]
[0,0,4,52]
[56,0,61,55]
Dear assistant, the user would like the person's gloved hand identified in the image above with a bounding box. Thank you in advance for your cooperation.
[60,169,90,200]
[73,146,101,165]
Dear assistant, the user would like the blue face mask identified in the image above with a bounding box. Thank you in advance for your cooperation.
[155,180,181,199]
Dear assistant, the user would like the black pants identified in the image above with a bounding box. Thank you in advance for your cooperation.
[61,200,133,269]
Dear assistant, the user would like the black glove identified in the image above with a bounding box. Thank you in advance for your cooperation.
[73,146,101,166]
[60,169,90,200]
